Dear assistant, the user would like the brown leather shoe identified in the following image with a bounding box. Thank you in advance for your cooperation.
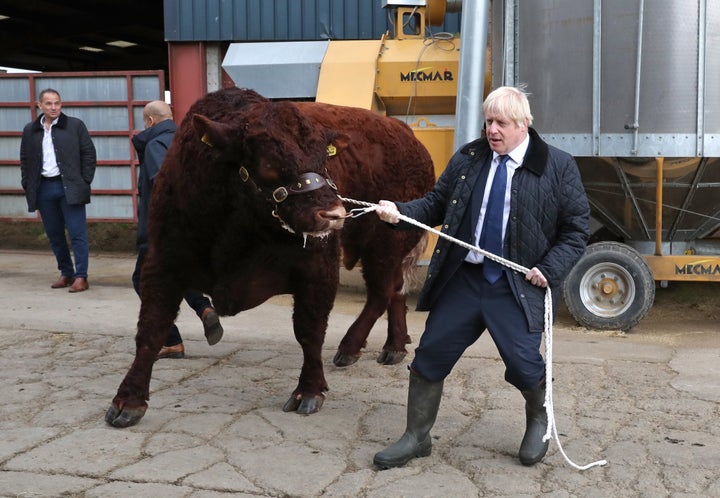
[201,307,224,345]
[68,277,89,293]
[157,343,185,360]
[51,275,75,288]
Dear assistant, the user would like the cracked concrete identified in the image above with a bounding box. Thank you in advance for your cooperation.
[0,250,718,497]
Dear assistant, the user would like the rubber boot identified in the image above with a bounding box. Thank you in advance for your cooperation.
[373,371,444,469]
[519,383,550,466]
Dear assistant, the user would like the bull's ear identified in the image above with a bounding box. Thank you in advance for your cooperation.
[192,114,234,148]
[327,132,351,157]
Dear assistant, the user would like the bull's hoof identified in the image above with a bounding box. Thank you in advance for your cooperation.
[376,350,407,365]
[105,403,147,428]
[332,350,360,367]
[282,394,325,415]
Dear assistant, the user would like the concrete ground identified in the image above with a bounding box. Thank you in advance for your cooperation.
[0,249,718,497]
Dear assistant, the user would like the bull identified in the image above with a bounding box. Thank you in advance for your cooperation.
[105,88,435,427]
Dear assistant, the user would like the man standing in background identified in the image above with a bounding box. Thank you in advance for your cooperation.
[20,88,96,293]
[132,100,223,359]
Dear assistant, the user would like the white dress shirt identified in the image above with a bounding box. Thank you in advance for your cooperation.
[465,134,530,264]
[41,116,60,178]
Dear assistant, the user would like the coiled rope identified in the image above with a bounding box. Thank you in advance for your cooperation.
[341,196,607,471]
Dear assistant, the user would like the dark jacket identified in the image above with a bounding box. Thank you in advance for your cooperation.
[20,112,97,212]
[396,128,590,332]
[132,118,177,249]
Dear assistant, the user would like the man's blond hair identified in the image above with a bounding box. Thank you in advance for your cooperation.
[483,85,534,128]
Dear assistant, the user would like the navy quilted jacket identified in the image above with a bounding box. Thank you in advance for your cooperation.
[132,118,177,249]
[396,128,590,332]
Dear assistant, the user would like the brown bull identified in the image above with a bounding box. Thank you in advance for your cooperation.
[105,88,435,427]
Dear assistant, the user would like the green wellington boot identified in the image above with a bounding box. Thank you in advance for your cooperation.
[373,371,444,469]
[519,383,550,466]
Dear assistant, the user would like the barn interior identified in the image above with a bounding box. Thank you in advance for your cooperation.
[0,0,167,73]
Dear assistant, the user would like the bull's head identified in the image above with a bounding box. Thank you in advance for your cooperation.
[192,102,350,240]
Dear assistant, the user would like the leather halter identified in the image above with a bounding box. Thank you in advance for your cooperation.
[238,166,341,234]
[238,166,338,204]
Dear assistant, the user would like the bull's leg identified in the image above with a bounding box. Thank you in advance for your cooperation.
[333,263,410,367]
[211,260,331,415]
[282,262,338,415]
[105,252,184,428]
[377,292,412,365]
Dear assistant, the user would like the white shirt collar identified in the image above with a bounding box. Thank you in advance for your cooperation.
[493,133,530,166]
[41,115,59,127]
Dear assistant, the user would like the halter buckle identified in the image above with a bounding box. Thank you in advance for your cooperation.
[273,187,289,203]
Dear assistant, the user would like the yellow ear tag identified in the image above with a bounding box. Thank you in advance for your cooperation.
[326,144,337,157]
[201,133,213,147]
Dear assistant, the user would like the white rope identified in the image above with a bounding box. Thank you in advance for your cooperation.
[341,196,607,470]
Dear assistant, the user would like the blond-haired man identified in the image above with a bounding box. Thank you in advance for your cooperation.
[372,86,590,468]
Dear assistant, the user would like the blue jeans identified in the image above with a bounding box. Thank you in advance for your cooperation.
[36,178,89,279]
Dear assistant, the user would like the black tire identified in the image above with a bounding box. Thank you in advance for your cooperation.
[562,242,655,331]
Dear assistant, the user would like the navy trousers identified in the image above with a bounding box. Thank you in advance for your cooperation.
[411,262,545,390]
[36,177,89,279]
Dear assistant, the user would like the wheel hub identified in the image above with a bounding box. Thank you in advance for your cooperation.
[580,265,634,317]
[599,278,618,296]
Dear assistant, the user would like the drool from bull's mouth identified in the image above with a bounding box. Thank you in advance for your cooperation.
[302,231,332,248]
[279,221,333,244]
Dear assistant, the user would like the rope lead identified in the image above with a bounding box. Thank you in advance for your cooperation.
[340,196,607,471]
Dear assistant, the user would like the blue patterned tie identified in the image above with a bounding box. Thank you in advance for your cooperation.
[478,155,509,283]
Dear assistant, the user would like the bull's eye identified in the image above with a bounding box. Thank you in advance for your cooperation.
[239,167,249,182]
[273,187,289,203]
[257,160,281,183]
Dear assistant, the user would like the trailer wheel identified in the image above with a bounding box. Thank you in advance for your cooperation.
[562,242,655,331]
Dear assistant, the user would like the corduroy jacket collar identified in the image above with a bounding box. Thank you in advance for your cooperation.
[459,127,549,177]
[30,112,69,132]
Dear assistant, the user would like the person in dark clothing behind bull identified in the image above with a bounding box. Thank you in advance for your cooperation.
[132,100,224,359]
[372,86,590,468]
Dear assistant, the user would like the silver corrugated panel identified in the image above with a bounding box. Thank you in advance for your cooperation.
[705,3,720,137]
[492,0,719,158]
[487,0,720,243]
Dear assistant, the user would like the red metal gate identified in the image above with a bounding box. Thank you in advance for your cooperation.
[0,70,165,223]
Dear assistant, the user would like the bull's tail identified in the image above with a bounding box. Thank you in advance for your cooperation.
[400,233,428,295]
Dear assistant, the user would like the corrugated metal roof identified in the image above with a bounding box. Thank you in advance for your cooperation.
[163,0,461,42]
